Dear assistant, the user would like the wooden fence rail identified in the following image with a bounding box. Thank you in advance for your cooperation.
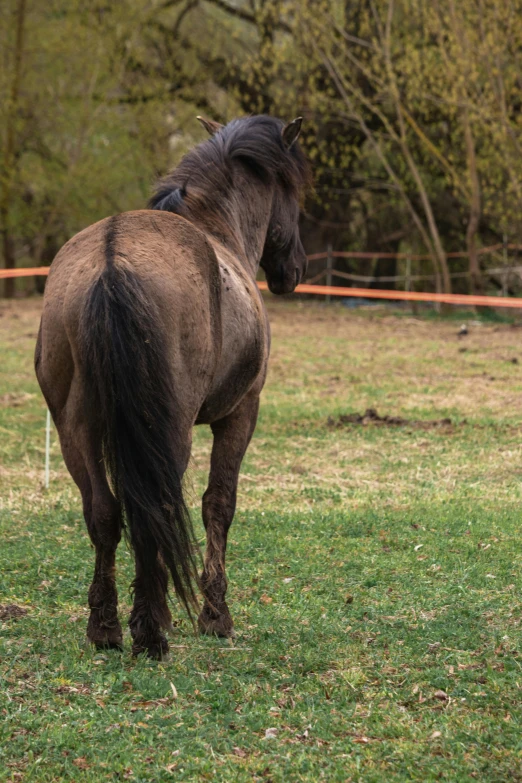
[306,243,522,262]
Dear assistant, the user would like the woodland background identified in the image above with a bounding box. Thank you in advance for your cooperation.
[2,0,522,297]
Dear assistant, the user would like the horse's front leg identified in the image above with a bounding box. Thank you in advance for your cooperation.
[198,391,260,638]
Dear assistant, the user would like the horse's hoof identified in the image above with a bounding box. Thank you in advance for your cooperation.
[131,633,169,660]
[198,610,235,638]
[92,637,124,652]
[87,615,123,651]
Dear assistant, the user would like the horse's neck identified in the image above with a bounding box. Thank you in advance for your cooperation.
[188,174,272,278]
[236,177,273,275]
[224,175,273,277]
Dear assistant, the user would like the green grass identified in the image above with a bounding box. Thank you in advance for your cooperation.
[1,298,522,782]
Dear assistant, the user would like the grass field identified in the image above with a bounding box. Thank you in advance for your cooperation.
[1,297,522,782]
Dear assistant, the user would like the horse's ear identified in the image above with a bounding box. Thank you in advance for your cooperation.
[196,116,224,136]
[282,117,303,149]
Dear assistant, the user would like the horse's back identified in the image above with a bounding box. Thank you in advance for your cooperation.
[47,210,220,308]
[38,210,223,419]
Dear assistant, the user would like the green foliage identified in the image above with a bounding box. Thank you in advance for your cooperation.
[2,1,522,294]
[0,0,190,278]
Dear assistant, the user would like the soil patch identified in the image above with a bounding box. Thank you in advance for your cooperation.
[327,408,457,431]
[0,392,35,408]
[0,604,28,621]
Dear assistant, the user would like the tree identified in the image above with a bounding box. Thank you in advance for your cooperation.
[0,0,27,297]
[3,0,522,298]
[0,0,186,296]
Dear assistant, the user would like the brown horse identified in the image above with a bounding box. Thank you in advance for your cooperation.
[35,114,309,658]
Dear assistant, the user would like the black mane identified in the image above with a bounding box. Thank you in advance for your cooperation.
[148,115,310,216]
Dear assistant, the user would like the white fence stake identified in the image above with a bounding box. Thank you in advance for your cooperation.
[45,408,51,489]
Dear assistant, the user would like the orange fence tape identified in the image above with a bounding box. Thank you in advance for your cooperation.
[257,281,522,308]
[3,265,522,308]
[0,267,50,279]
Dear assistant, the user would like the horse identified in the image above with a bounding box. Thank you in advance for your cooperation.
[35,114,310,658]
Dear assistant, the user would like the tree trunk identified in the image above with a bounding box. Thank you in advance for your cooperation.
[382,0,451,294]
[1,235,16,299]
[0,0,27,298]
[463,109,482,295]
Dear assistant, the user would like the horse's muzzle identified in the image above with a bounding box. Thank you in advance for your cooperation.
[267,276,296,295]
[266,265,301,295]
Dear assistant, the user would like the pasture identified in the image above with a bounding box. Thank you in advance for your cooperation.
[1,298,522,782]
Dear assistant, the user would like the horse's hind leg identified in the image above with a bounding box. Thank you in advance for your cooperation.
[128,435,192,660]
[37,326,122,649]
[84,469,122,650]
[59,429,123,649]
[199,391,260,638]
[129,550,171,659]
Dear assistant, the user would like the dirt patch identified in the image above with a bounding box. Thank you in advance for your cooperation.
[0,604,28,621]
[55,684,91,695]
[327,408,457,431]
[0,392,35,408]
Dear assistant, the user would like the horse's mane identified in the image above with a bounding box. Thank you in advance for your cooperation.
[148,115,310,216]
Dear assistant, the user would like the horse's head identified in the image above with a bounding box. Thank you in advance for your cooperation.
[161,115,310,290]
[259,118,308,295]
[196,115,309,295]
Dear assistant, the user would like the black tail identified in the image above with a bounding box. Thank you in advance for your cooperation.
[80,221,199,620]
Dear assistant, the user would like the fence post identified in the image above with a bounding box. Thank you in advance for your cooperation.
[502,233,508,297]
[405,255,411,292]
[405,255,417,313]
[326,243,333,304]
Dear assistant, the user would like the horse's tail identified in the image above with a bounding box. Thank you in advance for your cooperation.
[79,236,199,621]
